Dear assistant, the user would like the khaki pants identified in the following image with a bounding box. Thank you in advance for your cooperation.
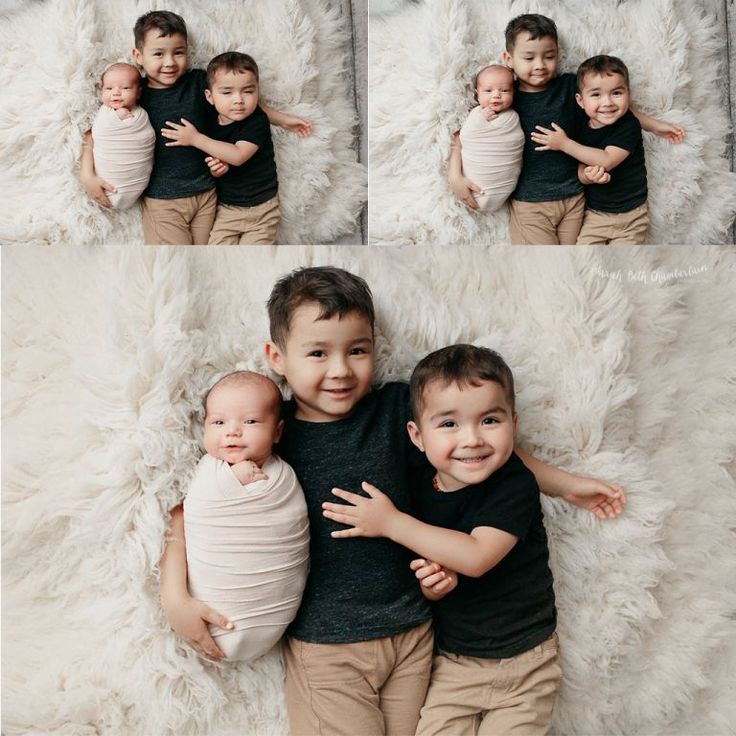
[576,202,649,244]
[284,620,434,736]
[509,193,585,244]
[207,194,280,245]
[141,189,217,245]
[416,633,562,736]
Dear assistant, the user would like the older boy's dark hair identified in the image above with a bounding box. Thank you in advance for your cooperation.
[577,55,630,91]
[133,10,187,50]
[267,266,375,347]
[207,52,259,89]
[410,344,516,421]
[504,13,558,52]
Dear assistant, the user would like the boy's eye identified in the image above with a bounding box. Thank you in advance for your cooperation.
[439,420,457,428]
[308,350,326,358]
[244,419,257,425]
[481,417,499,425]
[350,348,367,355]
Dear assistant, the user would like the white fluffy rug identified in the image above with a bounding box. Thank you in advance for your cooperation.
[369,0,736,245]
[0,0,366,245]
[3,245,735,735]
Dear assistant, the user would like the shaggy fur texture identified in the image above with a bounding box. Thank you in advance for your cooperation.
[369,0,736,245]
[0,0,366,245]
[3,246,735,735]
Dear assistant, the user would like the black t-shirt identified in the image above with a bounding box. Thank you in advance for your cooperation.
[578,110,647,213]
[414,452,556,658]
[512,72,586,202]
[208,105,278,207]
[139,69,215,199]
[276,383,430,643]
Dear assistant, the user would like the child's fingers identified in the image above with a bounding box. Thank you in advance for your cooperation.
[410,558,428,571]
[331,528,363,538]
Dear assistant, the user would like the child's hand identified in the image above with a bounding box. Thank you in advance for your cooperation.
[322,482,397,537]
[161,117,200,147]
[205,156,229,178]
[649,119,685,143]
[561,476,627,519]
[162,593,233,661]
[81,172,116,209]
[530,122,569,151]
[231,460,268,485]
[481,106,498,122]
[280,114,312,137]
[411,558,458,600]
[116,107,133,120]
[583,165,611,185]
[449,172,482,210]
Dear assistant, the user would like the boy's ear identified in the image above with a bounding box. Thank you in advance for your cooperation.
[575,92,585,109]
[406,421,425,453]
[204,88,215,106]
[502,51,513,69]
[265,341,286,376]
[131,47,142,66]
[512,412,519,436]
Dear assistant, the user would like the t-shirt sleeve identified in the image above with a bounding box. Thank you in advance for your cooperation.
[603,113,642,152]
[232,107,269,147]
[470,455,539,540]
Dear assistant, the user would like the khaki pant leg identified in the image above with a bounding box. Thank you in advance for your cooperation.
[207,205,242,245]
[508,200,559,245]
[610,202,649,245]
[576,209,612,245]
[189,188,217,245]
[556,192,586,245]
[380,620,434,736]
[142,196,194,245]
[284,636,384,736]
[238,195,280,245]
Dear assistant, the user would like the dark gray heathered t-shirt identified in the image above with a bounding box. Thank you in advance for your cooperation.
[276,382,431,643]
[139,69,215,199]
[512,72,586,202]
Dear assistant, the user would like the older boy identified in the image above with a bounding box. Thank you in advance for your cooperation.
[323,345,560,735]
[160,266,626,735]
[161,52,280,245]
[80,10,310,244]
[448,13,684,244]
[531,55,649,244]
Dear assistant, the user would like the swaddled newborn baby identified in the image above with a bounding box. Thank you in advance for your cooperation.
[91,63,155,209]
[184,371,309,661]
[459,65,525,212]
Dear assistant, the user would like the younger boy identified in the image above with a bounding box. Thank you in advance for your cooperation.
[182,371,309,662]
[161,52,281,244]
[322,344,561,735]
[448,13,684,244]
[159,266,626,736]
[91,63,155,210]
[530,55,649,244]
[459,65,525,212]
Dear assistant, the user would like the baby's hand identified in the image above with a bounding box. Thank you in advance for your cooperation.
[231,460,268,485]
[116,107,133,120]
[161,117,200,147]
[583,165,611,185]
[481,106,498,122]
[410,558,458,600]
[205,156,229,178]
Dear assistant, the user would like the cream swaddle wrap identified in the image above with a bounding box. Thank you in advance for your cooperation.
[184,453,309,661]
[91,105,155,210]
[459,106,525,212]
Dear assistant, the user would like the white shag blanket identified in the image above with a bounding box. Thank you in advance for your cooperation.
[369,0,736,244]
[3,245,736,735]
[0,0,366,245]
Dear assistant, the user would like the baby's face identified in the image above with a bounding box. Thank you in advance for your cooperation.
[476,67,514,113]
[100,67,141,111]
[576,71,630,128]
[203,383,282,467]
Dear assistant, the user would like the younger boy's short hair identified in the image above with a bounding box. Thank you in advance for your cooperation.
[577,55,630,92]
[410,344,516,421]
[504,13,558,52]
[267,266,375,347]
[207,52,259,89]
[133,10,187,50]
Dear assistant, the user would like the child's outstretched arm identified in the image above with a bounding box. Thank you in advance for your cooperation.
[630,107,685,143]
[322,482,518,578]
[514,447,626,519]
[260,102,312,137]
[161,118,257,167]
[531,123,631,171]
[448,132,481,210]
[159,504,233,660]
[79,130,116,208]
[410,558,458,601]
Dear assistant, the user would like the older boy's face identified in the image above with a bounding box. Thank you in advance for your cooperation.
[266,303,374,423]
[476,67,514,113]
[407,380,517,491]
[503,32,558,92]
[203,382,282,467]
[132,31,188,89]
[100,66,141,110]
[204,69,259,125]
[576,72,630,128]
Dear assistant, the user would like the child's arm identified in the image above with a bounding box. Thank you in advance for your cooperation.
[159,504,233,660]
[79,130,116,208]
[448,132,482,210]
[161,118,258,167]
[410,558,458,601]
[579,163,611,185]
[322,483,518,578]
[531,123,631,171]
[259,102,312,137]
[514,447,626,519]
[630,106,685,143]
